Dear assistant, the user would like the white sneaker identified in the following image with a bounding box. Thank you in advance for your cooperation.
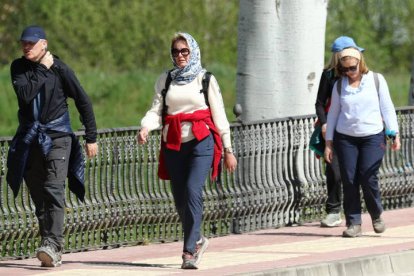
[194,236,209,266]
[320,213,342,227]
[36,240,62,267]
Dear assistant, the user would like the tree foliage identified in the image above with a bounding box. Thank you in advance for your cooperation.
[0,0,238,72]
[0,0,412,73]
[326,0,414,73]
[0,0,412,136]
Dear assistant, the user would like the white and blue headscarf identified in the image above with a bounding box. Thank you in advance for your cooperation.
[170,32,206,85]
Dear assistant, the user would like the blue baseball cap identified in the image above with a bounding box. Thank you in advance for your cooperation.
[20,25,46,42]
[331,36,364,52]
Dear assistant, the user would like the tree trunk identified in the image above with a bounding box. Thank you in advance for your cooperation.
[409,58,414,105]
[236,0,328,122]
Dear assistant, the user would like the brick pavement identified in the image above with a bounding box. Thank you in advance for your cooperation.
[1,207,414,275]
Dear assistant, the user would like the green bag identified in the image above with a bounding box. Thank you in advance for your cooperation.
[309,125,325,158]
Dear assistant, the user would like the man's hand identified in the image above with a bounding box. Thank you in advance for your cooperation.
[40,51,54,69]
[85,142,98,159]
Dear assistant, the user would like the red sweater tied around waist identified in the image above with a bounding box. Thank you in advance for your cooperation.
[158,109,223,180]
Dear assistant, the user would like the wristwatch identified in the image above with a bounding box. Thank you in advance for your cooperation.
[224,147,234,154]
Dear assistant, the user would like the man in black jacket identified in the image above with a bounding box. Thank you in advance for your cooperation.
[7,25,98,267]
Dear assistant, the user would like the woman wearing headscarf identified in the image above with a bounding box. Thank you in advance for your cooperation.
[324,47,400,238]
[137,32,237,269]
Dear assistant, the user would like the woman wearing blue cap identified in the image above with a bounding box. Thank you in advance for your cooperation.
[324,45,400,237]
[314,36,363,228]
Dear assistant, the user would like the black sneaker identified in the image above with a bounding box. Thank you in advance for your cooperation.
[36,240,62,267]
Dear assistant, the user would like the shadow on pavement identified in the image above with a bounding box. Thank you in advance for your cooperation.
[64,260,173,268]
[0,262,47,271]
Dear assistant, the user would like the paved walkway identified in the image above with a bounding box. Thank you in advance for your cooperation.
[1,208,414,276]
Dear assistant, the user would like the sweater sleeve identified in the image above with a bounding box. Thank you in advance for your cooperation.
[377,73,399,133]
[325,80,341,141]
[140,72,166,131]
[10,59,49,104]
[59,63,97,143]
[315,70,330,125]
[207,75,232,148]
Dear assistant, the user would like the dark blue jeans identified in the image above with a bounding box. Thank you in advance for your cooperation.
[334,131,385,226]
[164,134,214,254]
[25,135,72,251]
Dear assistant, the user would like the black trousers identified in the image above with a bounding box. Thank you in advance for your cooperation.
[325,151,342,214]
[25,136,72,251]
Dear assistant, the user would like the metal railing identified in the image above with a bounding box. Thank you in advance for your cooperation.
[1,107,414,259]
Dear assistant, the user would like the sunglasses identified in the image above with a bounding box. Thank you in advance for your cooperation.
[340,63,359,73]
[171,48,190,57]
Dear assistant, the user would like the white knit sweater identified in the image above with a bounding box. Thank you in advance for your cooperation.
[140,71,232,148]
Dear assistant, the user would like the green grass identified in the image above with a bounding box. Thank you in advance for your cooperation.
[383,71,411,107]
[0,64,237,136]
[0,66,411,136]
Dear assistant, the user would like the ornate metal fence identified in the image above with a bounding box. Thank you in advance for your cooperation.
[1,107,414,259]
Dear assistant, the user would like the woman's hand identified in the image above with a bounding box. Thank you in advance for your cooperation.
[321,123,327,139]
[391,135,401,151]
[224,152,238,173]
[324,140,334,163]
[137,127,149,144]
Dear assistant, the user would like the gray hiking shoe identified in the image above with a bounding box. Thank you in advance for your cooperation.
[194,236,209,266]
[372,217,386,233]
[181,252,197,269]
[181,236,209,269]
[342,224,362,238]
[36,240,62,267]
[320,213,342,227]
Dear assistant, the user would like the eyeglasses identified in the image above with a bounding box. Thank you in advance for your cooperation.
[340,63,359,73]
[171,48,190,57]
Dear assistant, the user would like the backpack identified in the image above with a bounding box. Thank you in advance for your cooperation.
[161,71,212,122]
[336,72,379,95]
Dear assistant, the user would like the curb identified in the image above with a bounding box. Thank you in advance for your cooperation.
[238,249,414,276]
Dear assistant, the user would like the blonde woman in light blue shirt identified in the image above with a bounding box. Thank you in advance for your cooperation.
[324,47,400,238]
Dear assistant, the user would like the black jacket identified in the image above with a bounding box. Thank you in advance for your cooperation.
[314,69,339,126]
[10,56,97,143]
[8,55,97,200]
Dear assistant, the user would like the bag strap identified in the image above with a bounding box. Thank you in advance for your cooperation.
[161,71,212,124]
[373,72,379,96]
[336,77,342,95]
[201,71,212,107]
[161,70,173,124]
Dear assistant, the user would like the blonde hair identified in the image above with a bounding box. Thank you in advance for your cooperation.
[323,52,341,78]
[335,51,369,77]
[171,33,188,49]
[325,51,340,68]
